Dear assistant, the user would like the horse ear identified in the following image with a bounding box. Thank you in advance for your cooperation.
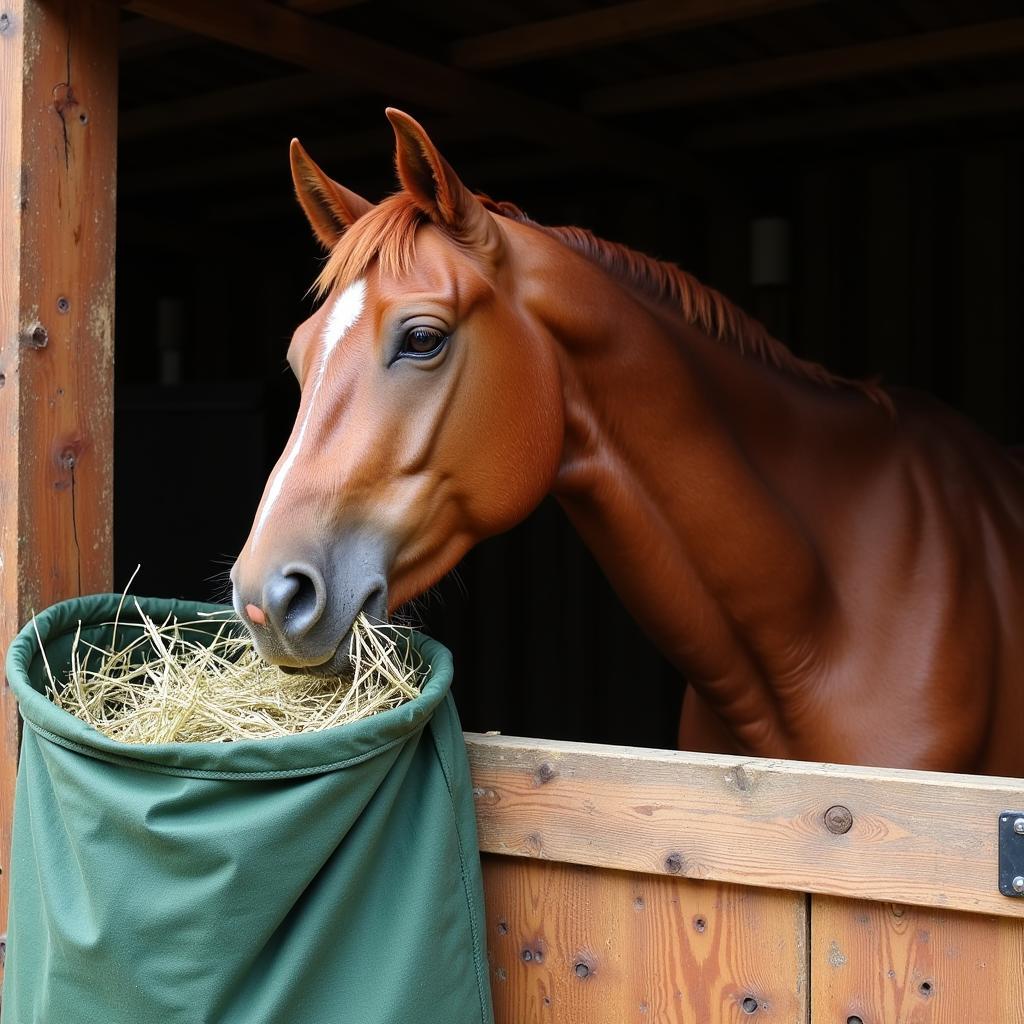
[290,138,373,249]
[385,108,501,259]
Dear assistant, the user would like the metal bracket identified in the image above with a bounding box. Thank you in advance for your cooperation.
[998,812,1024,897]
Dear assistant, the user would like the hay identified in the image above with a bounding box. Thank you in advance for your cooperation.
[41,600,425,745]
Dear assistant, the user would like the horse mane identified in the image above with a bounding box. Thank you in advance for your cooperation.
[316,192,890,408]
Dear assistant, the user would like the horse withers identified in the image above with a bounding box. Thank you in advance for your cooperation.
[231,109,1024,776]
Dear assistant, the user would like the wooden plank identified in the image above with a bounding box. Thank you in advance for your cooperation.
[121,0,709,192]
[483,855,808,1023]
[586,18,1024,114]
[0,0,117,931]
[451,0,820,71]
[689,82,1024,149]
[467,735,1024,919]
[810,896,1024,1023]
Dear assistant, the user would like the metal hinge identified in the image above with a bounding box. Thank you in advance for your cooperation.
[998,812,1024,897]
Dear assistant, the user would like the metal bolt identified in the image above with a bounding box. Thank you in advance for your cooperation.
[824,805,854,835]
[741,996,758,1014]
[664,852,683,874]
[1012,876,1024,894]
[521,949,532,962]
[1013,817,1024,835]
[574,961,591,979]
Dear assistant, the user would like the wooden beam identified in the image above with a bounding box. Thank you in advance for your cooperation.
[0,0,117,934]
[452,0,820,70]
[121,0,708,192]
[587,17,1024,113]
[120,71,353,140]
[688,81,1024,149]
[466,734,1024,920]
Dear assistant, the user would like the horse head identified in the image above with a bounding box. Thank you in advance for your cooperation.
[231,110,565,673]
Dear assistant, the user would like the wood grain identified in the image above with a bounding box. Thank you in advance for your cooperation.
[482,855,808,1023]
[811,896,1024,1023]
[0,0,117,932]
[467,735,1024,919]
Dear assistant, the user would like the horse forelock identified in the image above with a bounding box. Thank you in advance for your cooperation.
[315,194,426,299]
[312,190,889,409]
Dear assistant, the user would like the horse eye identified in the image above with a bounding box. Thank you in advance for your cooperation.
[401,326,447,358]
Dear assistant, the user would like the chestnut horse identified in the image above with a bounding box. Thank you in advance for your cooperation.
[232,109,1024,776]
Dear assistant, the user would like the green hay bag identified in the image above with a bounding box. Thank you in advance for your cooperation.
[2,595,494,1024]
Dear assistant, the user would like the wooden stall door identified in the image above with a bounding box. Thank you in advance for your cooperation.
[484,856,808,1023]
[811,896,1024,1024]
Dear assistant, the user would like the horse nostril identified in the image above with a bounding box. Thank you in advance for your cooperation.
[286,571,319,626]
[263,566,326,641]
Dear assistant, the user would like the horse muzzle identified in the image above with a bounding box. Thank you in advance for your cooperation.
[232,528,392,676]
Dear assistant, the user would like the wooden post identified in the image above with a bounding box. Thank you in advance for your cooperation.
[0,0,117,934]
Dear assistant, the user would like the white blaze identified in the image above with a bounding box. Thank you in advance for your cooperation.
[251,278,367,545]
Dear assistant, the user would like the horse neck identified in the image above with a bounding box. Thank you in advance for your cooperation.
[546,279,841,747]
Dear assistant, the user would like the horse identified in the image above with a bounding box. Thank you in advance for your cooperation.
[231,108,1024,777]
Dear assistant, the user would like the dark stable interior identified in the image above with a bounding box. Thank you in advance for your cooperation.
[114,1,1024,749]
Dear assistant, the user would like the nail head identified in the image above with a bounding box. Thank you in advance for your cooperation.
[824,805,854,835]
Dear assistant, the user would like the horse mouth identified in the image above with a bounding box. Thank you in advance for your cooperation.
[279,635,352,678]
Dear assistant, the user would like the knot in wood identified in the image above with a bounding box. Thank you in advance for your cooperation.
[824,804,853,834]
[21,322,48,349]
[664,852,684,874]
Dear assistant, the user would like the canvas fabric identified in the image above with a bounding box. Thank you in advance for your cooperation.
[2,594,493,1024]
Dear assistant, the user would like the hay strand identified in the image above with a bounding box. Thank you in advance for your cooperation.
[43,605,426,744]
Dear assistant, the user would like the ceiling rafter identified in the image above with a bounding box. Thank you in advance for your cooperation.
[451,0,822,70]
[687,81,1024,149]
[122,0,711,192]
[586,16,1024,113]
